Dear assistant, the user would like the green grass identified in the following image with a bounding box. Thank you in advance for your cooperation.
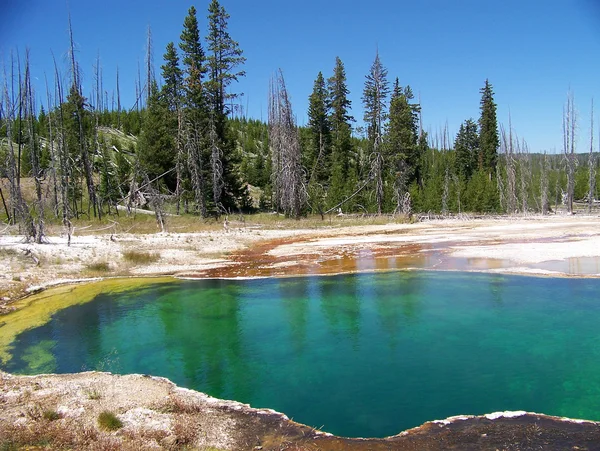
[42,409,61,421]
[122,250,160,264]
[97,411,123,431]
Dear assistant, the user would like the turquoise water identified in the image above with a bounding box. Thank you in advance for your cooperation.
[2,272,600,438]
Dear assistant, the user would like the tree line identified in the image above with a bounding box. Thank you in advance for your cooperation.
[1,2,599,241]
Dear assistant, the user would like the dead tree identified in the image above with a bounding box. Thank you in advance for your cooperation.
[501,122,517,214]
[44,74,60,218]
[145,26,154,107]
[540,153,549,214]
[68,16,99,219]
[2,56,36,240]
[184,119,207,217]
[143,173,166,233]
[209,113,224,215]
[588,99,596,214]
[52,54,72,238]
[563,91,576,214]
[268,70,306,219]
[442,166,450,215]
[24,51,46,243]
[517,138,531,214]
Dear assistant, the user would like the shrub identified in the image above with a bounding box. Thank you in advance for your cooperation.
[85,388,102,400]
[87,262,111,272]
[122,250,159,264]
[43,409,61,421]
[97,411,123,431]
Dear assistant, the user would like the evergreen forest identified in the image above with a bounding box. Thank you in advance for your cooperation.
[1,2,599,242]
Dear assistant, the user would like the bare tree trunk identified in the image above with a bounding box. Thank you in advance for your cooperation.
[144,174,166,233]
[589,99,596,214]
[69,16,99,219]
[209,113,224,216]
[517,138,530,214]
[442,166,449,215]
[373,149,383,215]
[24,50,45,243]
[53,54,72,236]
[145,26,154,106]
[185,118,207,217]
[540,153,549,215]
[44,74,60,218]
[2,58,36,240]
[268,70,306,219]
[175,109,184,215]
[501,122,517,214]
[563,91,576,214]
[116,67,121,129]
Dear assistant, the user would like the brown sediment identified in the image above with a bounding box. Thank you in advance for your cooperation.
[179,230,600,281]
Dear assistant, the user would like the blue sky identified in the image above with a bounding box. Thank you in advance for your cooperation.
[2,0,599,153]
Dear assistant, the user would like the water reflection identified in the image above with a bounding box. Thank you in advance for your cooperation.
[3,272,600,439]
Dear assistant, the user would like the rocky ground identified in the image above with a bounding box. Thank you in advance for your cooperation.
[2,371,600,451]
[1,214,600,449]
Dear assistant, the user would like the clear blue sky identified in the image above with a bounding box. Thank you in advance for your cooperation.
[2,0,599,153]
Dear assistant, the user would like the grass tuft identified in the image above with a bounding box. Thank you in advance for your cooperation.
[86,261,111,272]
[122,250,160,264]
[97,411,123,431]
[85,388,102,400]
[43,409,61,421]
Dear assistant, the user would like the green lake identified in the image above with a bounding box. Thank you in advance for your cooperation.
[1,271,600,438]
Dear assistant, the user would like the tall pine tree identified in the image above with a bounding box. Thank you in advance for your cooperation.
[454,118,479,181]
[206,0,247,213]
[307,72,331,186]
[362,51,389,213]
[327,57,354,210]
[160,41,185,212]
[387,78,420,197]
[180,6,208,216]
[479,79,499,174]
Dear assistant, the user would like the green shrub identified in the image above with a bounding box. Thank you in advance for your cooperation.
[97,411,123,431]
[86,262,110,272]
[42,409,61,421]
[122,250,160,264]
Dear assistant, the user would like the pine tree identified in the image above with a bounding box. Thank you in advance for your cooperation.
[387,78,420,196]
[206,0,246,118]
[180,6,208,216]
[180,6,206,110]
[454,118,479,180]
[161,42,183,110]
[479,79,499,174]
[362,51,389,213]
[160,41,184,212]
[307,72,331,186]
[138,81,176,188]
[206,0,248,213]
[327,57,354,209]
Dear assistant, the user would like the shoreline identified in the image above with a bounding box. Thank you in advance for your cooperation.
[2,215,600,449]
[2,370,600,450]
[1,214,600,311]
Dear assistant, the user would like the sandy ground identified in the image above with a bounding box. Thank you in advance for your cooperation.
[1,214,599,311]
